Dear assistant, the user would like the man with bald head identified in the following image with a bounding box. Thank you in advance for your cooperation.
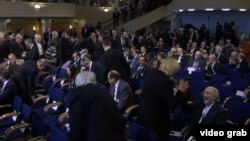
[186,50,205,71]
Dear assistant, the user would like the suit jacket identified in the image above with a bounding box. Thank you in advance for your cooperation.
[34,41,46,57]
[130,55,139,72]
[235,59,249,72]
[113,79,133,111]
[10,42,24,58]
[137,70,177,140]
[0,79,17,105]
[204,62,224,75]
[193,102,226,125]
[13,60,38,105]
[131,64,151,79]
[90,61,102,83]
[111,35,122,50]
[176,54,190,65]
[181,102,226,140]
[68,84,125,141]
[28,45,40,61]
[100,49,131,84]
[186,58,205,71]
[0,41,11,63]
[93,41,105,61]
[216,53,228,64]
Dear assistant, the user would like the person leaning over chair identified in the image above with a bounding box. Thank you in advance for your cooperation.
[68,71,125,141]
[137,57,189,141]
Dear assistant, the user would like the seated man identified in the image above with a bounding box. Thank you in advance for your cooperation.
[0,70,17,105]
[108,70,134,112]
[182,86,226,140]
[203,54,224,75]
[131,55,150,79]
[186,51,205,72]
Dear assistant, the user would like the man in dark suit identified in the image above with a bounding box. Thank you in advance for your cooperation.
[118,32,130,50]
[34,34,46,59]
[176,47,189,65]
[100,38,130,84]
[130,46,139,72]
[0,70,17,105]
[68,72,125,141]
[131,55,150,79]
[10,34,25,58]
[215,45,228,64]
[13,59,46,105]
[235,53,249,73]
[71,52,81,71]
[203,54,224,75]
[83,55,102,83]
[111,29,121,50]
[182,86,226,140]
[60,32,73,64]
[24,38,40,61]
[108,70,133,112]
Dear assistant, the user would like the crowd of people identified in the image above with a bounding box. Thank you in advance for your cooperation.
[0,19,250,140]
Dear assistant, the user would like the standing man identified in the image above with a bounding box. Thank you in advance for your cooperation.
[24,38,39,61]
[13,59,47,105]
[100,38,130,84]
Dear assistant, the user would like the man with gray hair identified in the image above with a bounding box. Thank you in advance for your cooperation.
[182,86,226,140]
[34,33,45,58]
[75,71,96,87]
[69,71,125,141]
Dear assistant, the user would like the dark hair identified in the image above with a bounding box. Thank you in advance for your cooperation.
[0,70,11,80]
[108,70,120,80]
[67,64,77,77]
[102,38,112,46]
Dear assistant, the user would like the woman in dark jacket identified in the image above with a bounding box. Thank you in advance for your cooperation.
[137,57,189,141]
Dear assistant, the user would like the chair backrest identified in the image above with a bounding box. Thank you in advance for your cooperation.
[48,126,66,141]
[210,75,227,86]
[130,122,158,141]
[21,103,32,123]
[50,87,65,102]
[190,71,206,81]
[13,96,23,113]
[57,69,67,78]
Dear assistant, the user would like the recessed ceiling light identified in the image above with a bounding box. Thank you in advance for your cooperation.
[188,9,195,12]
[34,4,41,9]
[205,8,214,11]
[239,9,247,12]
[222,8,230,11]
[178,9,184,12]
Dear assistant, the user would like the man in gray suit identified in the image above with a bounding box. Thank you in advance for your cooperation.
[108,70,133,112]
[186,50,205,71]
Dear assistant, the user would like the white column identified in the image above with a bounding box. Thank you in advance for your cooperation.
[0,19,8,32]
[85,0,90,6]
[41,19,51,34]
[114,0,119,8]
